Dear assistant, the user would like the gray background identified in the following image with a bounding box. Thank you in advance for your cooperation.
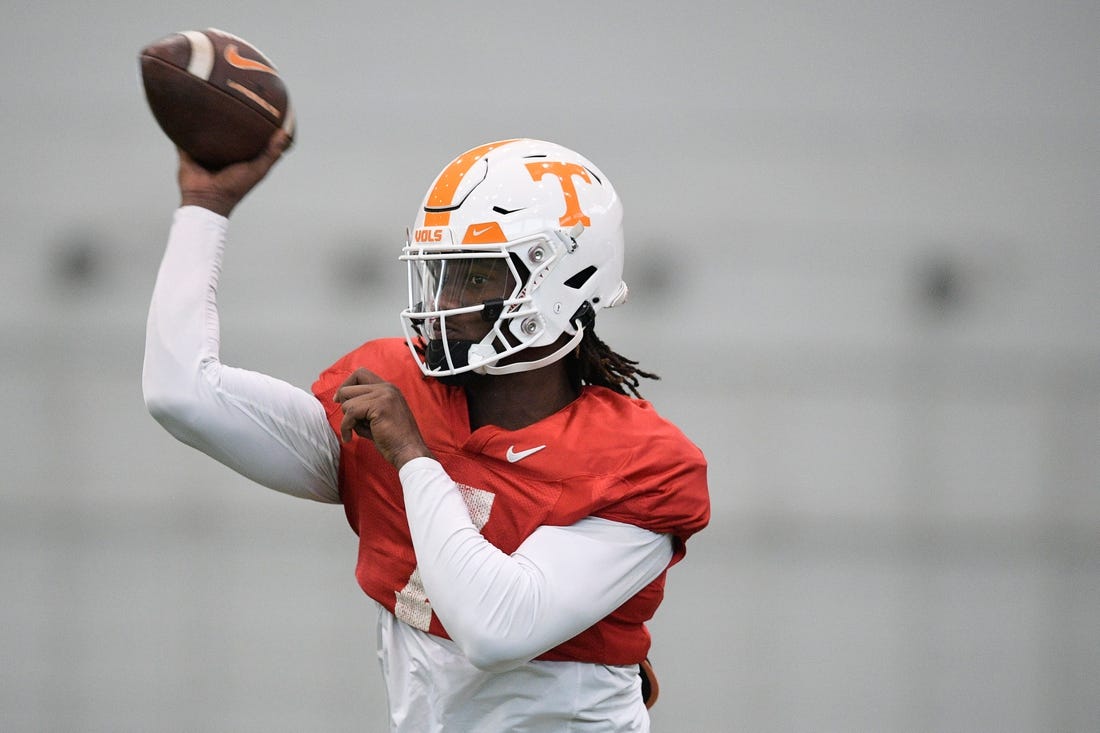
[2,1,1098,731]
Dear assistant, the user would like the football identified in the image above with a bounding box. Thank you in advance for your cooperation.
[139,28,295,170]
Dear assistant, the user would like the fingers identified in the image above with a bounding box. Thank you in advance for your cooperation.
[340,368,385,388]
[267,129,293,157]
[333,370,390,443]
[334,384,373,404]
[335,368,385,401]
[335,382,384,442]
[176,129,292,217]
[332,379,431,468]
[339,403,371,443]
[240,129,292,178]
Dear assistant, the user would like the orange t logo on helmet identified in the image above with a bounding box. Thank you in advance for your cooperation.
[420,140,593,230]
[525,161,592,228]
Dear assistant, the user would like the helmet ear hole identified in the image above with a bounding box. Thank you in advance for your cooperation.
[563,265,597,290]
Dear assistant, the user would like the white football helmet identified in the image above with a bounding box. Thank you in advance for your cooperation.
[400,139,629,379]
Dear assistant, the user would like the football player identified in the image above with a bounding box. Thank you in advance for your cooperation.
[143,132,710,731]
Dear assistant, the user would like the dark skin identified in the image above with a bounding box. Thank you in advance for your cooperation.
[177,131,579,471]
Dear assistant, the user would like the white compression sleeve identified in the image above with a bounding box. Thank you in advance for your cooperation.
[398,456,674,672]
[143,206,341,503]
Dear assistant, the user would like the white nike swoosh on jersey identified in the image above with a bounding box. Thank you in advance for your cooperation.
[506,444,547,463]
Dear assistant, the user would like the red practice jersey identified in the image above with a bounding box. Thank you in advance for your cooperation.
[312,338,710,665]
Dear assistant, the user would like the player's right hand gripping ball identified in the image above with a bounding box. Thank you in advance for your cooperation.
[139,28,295,170]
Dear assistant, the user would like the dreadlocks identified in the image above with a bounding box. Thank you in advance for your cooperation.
[567,327,659,399]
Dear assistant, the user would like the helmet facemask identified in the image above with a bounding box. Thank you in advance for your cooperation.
[400,230,584,379]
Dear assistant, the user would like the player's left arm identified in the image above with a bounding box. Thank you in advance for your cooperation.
[333,370,676,671]
[398,457,674,672]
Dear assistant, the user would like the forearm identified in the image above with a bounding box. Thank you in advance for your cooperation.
[399,457,674,671]
[143,206,340,502]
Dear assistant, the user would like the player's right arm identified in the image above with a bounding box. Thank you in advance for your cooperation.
[142,137,341,503]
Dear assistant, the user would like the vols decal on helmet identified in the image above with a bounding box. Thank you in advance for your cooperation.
[525,161,593,227]
[422,140,519,226]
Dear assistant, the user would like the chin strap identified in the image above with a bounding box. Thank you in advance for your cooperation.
[475,327,585,376]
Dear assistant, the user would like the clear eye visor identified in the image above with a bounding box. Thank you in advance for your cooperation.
[401,248,520,337]
[417,255,513,313]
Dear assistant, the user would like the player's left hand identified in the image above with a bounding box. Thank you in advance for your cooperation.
[334,368,433,470]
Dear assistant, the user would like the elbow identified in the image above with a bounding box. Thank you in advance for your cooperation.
[143,373,173,424]
[142,333,203,435]
[143,364,179,423]
[142,367,206,444]
[450,587,545,672]
[458,630,531,673]
[144,387,184,430]
[144,385,196,442]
